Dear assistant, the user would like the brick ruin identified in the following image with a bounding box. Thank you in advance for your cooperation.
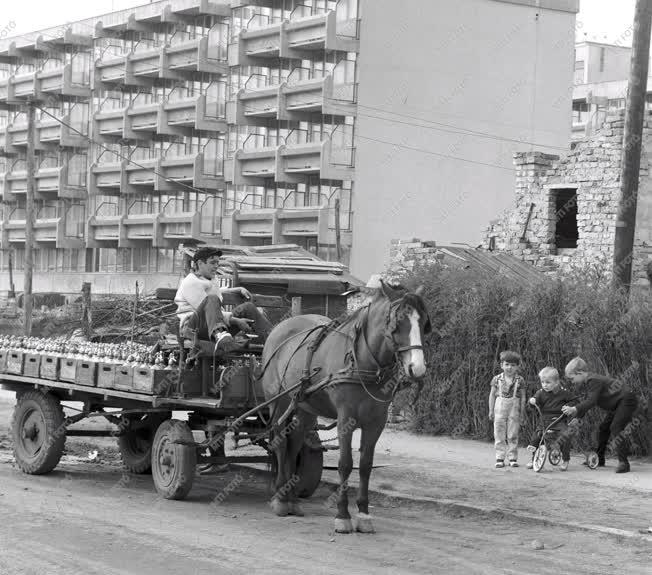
[483,110,652,286]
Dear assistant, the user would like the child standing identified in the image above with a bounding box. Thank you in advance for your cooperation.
[489,351,526,468]
[526,367,575,470]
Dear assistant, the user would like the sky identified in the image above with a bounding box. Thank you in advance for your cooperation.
[0,0,641,45]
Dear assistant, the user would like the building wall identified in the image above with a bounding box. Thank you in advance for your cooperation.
[483,111,652,286]
[350,0,578,281]
[580,43,632,85]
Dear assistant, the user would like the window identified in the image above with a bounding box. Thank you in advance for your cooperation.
[553,189,578,249]
[574,60,585,85]
[572,101,589,124]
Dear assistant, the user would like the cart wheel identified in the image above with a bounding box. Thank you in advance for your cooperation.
[11,390,66,475]
[118,413,171,474]
[533,445,547,473]
[548,448,562,466]
[151,420,196,500]
[296,431,324,498]
[586,451,600,470]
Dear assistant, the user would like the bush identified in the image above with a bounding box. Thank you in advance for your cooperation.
[393,263,652,455]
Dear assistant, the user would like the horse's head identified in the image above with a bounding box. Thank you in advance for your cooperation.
[378,281,431,379]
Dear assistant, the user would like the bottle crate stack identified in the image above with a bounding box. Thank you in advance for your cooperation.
[0,336,178,395]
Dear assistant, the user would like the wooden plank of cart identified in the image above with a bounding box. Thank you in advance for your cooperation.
[0,289,327,501]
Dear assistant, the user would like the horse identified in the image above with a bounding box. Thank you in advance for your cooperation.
[260,281,431,533]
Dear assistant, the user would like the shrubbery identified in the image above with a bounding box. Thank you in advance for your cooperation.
[394,263,652,455]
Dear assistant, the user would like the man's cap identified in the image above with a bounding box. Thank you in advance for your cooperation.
[193,247,223,263]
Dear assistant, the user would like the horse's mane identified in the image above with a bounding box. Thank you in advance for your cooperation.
[333,284,431,333]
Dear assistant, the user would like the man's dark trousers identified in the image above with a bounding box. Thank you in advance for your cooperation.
[182,294,273,343]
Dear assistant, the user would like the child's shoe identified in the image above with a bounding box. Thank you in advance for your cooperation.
[560,460,569,472]
[509,460,519,468]
[526,460,534,469]
[495,460,505,468]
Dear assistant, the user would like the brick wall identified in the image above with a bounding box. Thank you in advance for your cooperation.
[483,110,652,286]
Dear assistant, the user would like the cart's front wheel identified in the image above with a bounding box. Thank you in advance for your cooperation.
[533,445,547,473]
[11,390,65,475]
[151,420,196,500]
[296,431,324,498]
[118,412,171,474]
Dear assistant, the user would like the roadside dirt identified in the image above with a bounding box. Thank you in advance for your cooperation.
[0,397,650,574]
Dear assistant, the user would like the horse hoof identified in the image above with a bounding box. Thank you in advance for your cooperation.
[334,518,353,534]
[288,501,305,517]
[270,499,290,517]
[354,513,375,533]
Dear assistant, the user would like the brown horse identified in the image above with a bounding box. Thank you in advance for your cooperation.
[261,281,431,533]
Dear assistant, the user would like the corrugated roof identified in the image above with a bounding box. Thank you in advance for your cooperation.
[435,246,546,285]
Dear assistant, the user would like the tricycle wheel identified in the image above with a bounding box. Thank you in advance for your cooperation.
[296,431,324,498]
[586,451,600,470]
[548,448,562,466]
[11,390,65,475]
[533,445,547,473]
[118,412,171,474]
[151,419,196,500]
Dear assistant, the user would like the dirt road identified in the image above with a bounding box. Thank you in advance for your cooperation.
[0,396,650,574]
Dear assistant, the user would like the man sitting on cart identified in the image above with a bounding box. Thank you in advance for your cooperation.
[175,247,273,360]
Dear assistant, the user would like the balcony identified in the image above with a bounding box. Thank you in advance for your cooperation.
[124,94,160,140]
[38,105,89,148]
[227,74,284,127]
[6,58,91,103]
[280,61,357,120]
[86,202,121,248]
[94,0,229,39]
[94,98,130,142]
[229,5,359,67]
[160,83,227,135]
[165,29,228,76]
[232,133,280,186]
[158,196,222,247]
[90,140,226,195]
[89,150,127,196]
[121,201,159,247]
[1,205,84,248]
[1,155,87,201]
[229,205,328,246]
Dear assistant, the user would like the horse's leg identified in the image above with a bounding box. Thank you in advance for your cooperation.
[334,413,356,534]
[354,418,386,533]
[286,418,307,517]
[269,406,291,517]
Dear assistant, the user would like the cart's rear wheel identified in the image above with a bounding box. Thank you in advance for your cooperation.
[151,419,196,500]
[11,390,65,475]
[548,448,562,466]
[296,431,324,498]
[533,445,547,473]
[118,412,171,474]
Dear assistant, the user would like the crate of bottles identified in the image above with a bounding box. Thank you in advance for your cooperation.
[40,355,59,380]
[97,363,116,389]
[7,351,24,375]
[77,360,97,387]
[59,357,77,382]
[114,365,134,391]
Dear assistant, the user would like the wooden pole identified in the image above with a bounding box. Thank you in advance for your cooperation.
[7,249,15,298]
[130,280,139,343]
[81,282,92,340]
[613,0,652,290]
[334,198,342,262]
[24,101,36,336]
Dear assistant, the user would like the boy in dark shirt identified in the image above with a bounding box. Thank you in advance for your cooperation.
[526,367,575,470]
[562,357,639,473]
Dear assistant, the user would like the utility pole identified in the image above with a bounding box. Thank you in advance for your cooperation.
[334,198,342,262]
[613,0,652,290]
[24,100,36,336]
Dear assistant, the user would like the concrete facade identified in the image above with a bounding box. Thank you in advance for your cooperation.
[351,0,578,280]
[483,110,652,287]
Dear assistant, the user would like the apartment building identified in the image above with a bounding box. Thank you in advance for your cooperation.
[0,0,578,292]
[572,40,652,140]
